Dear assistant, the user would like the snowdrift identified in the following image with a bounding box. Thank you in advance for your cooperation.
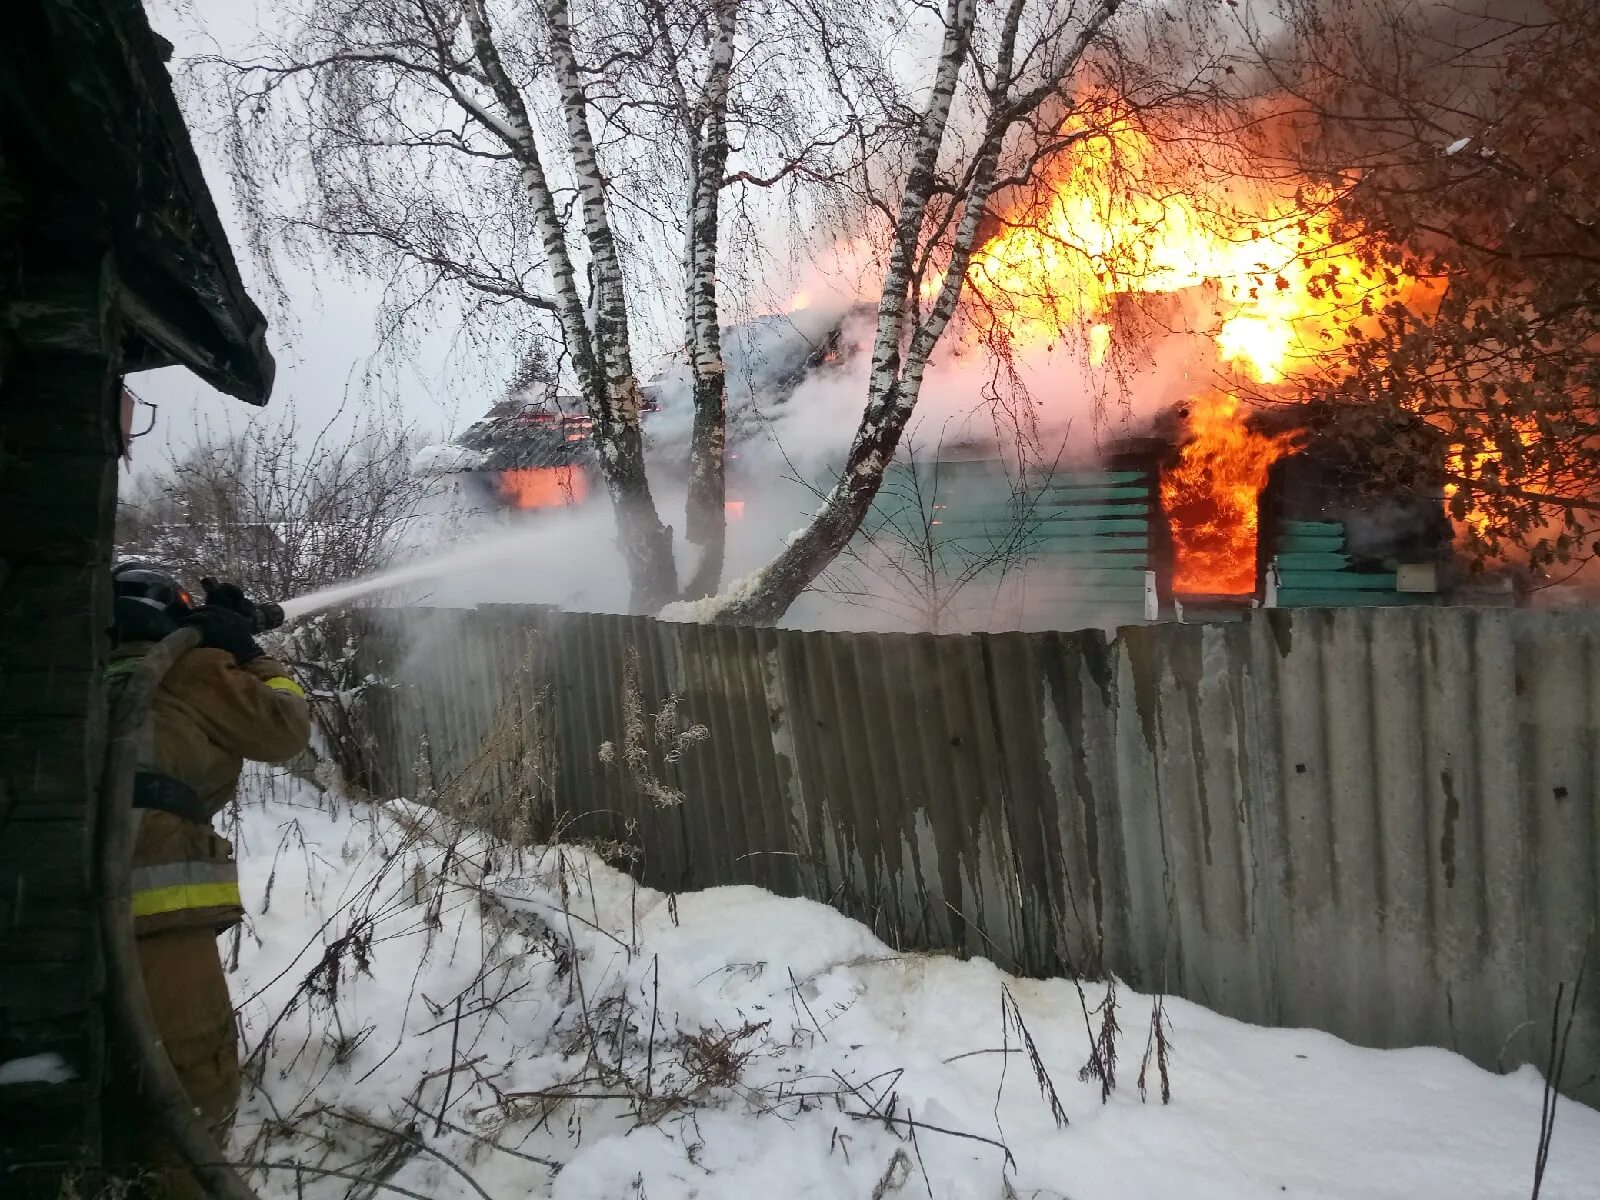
[225,774,1600,1199]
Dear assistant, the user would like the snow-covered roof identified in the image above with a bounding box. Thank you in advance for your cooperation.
[640,304,864,449]
[411,442,487,476]
[413,404,599,478]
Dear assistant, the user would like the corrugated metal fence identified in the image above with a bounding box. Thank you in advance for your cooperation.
[347,605,1598,1103]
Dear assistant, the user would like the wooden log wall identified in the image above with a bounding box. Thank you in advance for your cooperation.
[0,261,122,1190]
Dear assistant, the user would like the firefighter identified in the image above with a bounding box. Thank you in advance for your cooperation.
[108,565,311,1198]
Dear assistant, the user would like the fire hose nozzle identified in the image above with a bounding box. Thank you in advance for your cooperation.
[253,601,286,633]
[199,575,286,633]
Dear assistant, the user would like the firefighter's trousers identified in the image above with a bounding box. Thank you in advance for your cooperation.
[127,927,241,1200]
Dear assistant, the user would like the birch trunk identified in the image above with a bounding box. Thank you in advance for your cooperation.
[714,0,980,623]
[682,0,739,599]
[546,0,678,610]
[463,0,676,610]
[715,0,1121,624]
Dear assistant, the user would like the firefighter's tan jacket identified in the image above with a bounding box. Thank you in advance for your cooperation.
[109,642,310,935]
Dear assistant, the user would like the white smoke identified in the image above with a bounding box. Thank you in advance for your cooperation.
[312,227,1254,631]
[335,280,1223,632]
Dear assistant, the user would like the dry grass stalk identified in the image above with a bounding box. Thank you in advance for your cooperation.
[597,646,709,809]
[1136,994,1174,1106]
[1001,986,1068,1129]
[1076,977,1120,1104]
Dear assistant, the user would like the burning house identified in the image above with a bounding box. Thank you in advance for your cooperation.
[416,307,857,517]
[421,114,1520,629]
[850,402,1461,633]
[436,400,601,514]
[834,107,1514,630]
[423,314,1493,631]
[427,360,1475,632]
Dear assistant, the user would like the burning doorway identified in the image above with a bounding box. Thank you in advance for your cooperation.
[1159,395,1298,598]
[498,465,590,510]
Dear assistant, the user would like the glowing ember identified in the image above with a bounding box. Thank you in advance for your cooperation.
[499,466,588,509]
[1444,418,1534,541]
[1159,395,1298,595]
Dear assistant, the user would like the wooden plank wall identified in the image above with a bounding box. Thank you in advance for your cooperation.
[1269,519,1432,608]
[856,459,1155,631]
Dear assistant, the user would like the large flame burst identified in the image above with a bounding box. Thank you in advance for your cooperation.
[1160,395,1300,594]
[964,114,1421,593]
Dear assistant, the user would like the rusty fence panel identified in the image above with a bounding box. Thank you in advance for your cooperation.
[346,605,1598,1104]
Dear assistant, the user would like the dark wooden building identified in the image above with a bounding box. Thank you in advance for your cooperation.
[0,1,274,1191]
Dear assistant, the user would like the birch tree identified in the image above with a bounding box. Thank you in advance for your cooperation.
[212,0,1221,623]
[652,0,739,597]
[212,0,874,610]
[708,0,1222,622]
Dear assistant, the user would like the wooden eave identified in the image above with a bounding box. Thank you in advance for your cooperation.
[0,0,274,404]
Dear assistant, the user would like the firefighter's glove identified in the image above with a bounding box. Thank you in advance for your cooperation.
[183,606,265,665]
[200,577,286,633]
[200,577,256,622]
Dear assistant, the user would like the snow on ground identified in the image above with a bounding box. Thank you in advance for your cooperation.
[228,774,1600,1199]
[0,1053,75,1085]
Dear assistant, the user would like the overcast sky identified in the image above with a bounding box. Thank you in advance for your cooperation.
[130,0,855,479]
[128,0,479,476]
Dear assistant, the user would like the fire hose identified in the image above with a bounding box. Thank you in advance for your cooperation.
[97,625,260,1200]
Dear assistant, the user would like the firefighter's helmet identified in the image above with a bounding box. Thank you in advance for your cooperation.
[112,563,195,621]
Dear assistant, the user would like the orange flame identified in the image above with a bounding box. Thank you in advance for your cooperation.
[499,466,589,509]
[964,110,1425,591]
[1159,395,1299,595]
[967,117,1409,383]
[1444,417,1536,541]
[1444,449,1493,538]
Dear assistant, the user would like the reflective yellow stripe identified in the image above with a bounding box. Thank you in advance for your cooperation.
[131,881,243,918]
[264,676,306,699]
[132,861,235,892]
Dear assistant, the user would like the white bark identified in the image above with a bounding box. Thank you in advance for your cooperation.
[545,0,647,418]
[458,0,606,404]
[682,0,739,597]
[715,0,1125,624]
[459,0,677,609]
